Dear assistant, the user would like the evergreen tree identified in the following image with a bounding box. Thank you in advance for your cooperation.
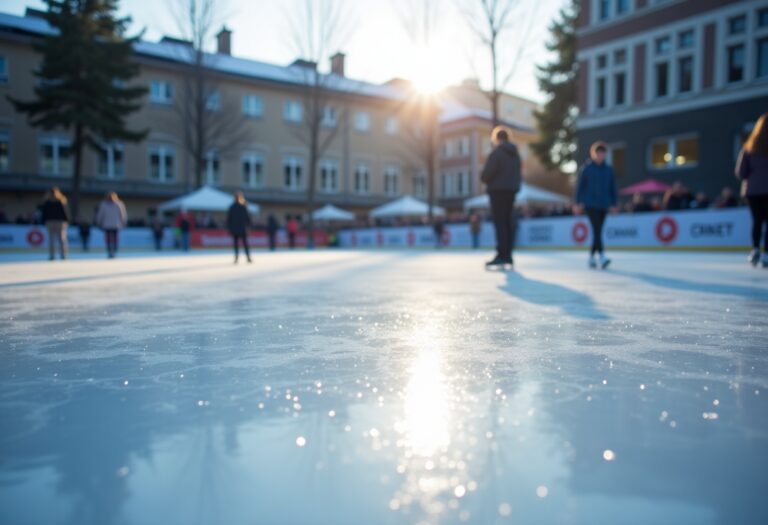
[9,0,147,219]
[531,0,579,171]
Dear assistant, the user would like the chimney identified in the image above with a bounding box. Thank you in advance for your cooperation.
[331,52,346,77]
[217,26,232,55]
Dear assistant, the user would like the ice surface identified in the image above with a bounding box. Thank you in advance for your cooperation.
[0,250,766,525]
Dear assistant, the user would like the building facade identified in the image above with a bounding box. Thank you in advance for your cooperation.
[576,0,768,199]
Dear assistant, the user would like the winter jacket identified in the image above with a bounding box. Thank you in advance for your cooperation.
[736,150,768,197]
[226,202,251,236]
[575,160,618,210]
[96,200,127,230]
[41,199,70,223]
[481,142,522,193]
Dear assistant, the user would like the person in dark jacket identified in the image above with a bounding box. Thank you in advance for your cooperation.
[151,218,164,251]
[574,141,618,269]
[40,186,70,260]
[736,112,768,267]
[227,191,252,263]
[266,214,279,251]
[78,220,91,252]
[663,182,693,210]
[480,126,522,267]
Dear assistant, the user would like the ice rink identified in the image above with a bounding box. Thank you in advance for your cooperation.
[1,249,767,525]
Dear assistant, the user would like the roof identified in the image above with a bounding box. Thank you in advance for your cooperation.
[0,11,404,102]
[438,100,535,133]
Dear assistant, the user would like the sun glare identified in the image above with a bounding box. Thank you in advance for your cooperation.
[408,47,452,96]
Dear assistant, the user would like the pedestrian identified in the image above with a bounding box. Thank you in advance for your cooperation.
[40,186,70,260]
[574,141,618,269]
[469,212,482,249]
[266,214,279,251]
[226,191,252,264]
[96,192,127,259]
[663,181,693,210]
[151,217,164,251]
[736,112,768,267]
[286,215,298,249]
[433,218,445,249]
[78,219,91,251]
[714,187,739,208]
[480,126,521,268]
[176,209,193,252]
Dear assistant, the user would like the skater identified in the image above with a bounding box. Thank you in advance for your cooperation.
[227,191,252,264]
[286,215,298,249]
[736,112,768,267]
[78,219,91,252]
[266,214,279,251]
[480,126,521,268]
[40,187,70,260]
[574,141,618,269]
[433,218,445,248]
[469,213,482,249]
[96,192,127,259]
[151,218,164,251]
[176,209,193,252]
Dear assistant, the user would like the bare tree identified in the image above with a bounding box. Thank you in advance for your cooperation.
[455,0,539,126]
[286,0,353,248]
[171,0,251,190]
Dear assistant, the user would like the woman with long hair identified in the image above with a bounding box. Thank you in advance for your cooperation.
[95,192,128,258]
[40,186,70,260]
[737,112,768,267]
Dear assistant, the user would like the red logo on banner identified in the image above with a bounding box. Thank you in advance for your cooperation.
[407,231,415,246]
[656,217,678,244]
[27,229,44,247]
[572,222,589,244]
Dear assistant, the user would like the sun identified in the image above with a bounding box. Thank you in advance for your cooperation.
[408,47,452,95]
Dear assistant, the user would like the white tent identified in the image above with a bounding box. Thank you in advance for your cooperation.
[312,204,355,221]
[158,186,260,214]
[370,195,445,219]
[463,183,570,211]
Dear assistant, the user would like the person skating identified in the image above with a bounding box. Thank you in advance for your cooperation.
[40,187,70,260]
[266,214,279,251]
[96,192,127,259]
[469,212,482,249]
[736,112,768,268]
[574,141,618,269]
[151,218,164,251]
[433,218,445,249]
[78,219,91,252]
[480,126,521,268]
[286,216,298,249]
[227,191,252,264]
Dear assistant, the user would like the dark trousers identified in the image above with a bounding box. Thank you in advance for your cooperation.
[288,233,296,248]
[747,195,768,249]
[233,234,251,260]
[104,229,119,257]
[489,191,517,261]
[586,208,608,255]
[268,232,277,251]
[154,235,162,251]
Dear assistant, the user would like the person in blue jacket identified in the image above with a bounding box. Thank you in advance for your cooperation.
[574,141,618,269]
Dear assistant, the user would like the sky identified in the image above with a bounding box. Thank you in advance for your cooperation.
[3,0,567,103]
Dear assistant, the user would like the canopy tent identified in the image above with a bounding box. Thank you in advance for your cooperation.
[312,204,355,221]
[370,195,445,218]
[620,178,672,196]
[463,183,570,211]
[158,186,260,214]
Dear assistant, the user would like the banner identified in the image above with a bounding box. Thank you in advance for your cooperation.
[338,208,752,250]
[191,229,327,248]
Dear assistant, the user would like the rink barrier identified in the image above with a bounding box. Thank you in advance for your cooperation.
[337,208,753,250]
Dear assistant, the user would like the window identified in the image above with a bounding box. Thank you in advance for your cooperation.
[597,54,608,69]
[40,136,72,176]
[354,112,370,132]
[614,49,627,65]
[442,139,455,158]
[458,136,470,156]
[354,164,370,194]
[150,80,173,104]
[610,145,626,178]
[97,142,124,179]
[596,77,607,108]
[242,95,263,117]
[758,38,768,78]
[678,56,694,93]
[284,101,303,122]
[728,44,745,83]
[242,153,264,188]
[678,30,694,49]
[655,62,669,97]
[203,151,220,185]
[149,145,175,182]
[385,117,398,135]
[728,15,746,35]
[206,90,220,111]
[413,172,427,198]
[649,136,699,169]
[283,156,303,190]
[319,159,339,193]
[0,55,7,84]
[599,0,610,21]
[456,171,471,196]
[384,166,399,195]
[614,72,626,105]
[322,106,337,127]
[655,37,671,55]
[615,0,629,16]
[759,8,768,28]
[0,132,9,172]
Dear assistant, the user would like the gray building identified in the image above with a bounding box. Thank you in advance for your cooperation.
[576,0,768,200]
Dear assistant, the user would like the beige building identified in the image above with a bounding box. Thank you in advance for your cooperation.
[0,8,559,225]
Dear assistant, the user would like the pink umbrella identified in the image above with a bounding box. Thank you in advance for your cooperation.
[620,178,672,196]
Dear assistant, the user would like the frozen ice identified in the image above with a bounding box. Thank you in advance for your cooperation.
[0,250,766,525]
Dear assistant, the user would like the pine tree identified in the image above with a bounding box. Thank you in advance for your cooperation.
[8,0,147,220]
[531,0,579,171]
